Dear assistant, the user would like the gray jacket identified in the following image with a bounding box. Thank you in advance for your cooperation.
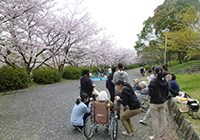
[113,70,129,91]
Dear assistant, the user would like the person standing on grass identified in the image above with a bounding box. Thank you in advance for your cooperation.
[115,80,141,136]
[149,66,168,140]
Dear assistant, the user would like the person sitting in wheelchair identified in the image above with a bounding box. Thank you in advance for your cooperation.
[95,91,116,110]
[92,91,116,124]
[70,93,92,132]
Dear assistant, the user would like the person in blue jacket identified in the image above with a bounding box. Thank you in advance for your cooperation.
[70,93,91,132]
[167,73,180,98]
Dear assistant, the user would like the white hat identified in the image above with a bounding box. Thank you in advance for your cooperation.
[97,91,109,101]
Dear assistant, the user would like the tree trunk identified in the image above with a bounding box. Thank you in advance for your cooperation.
[168,51,171,67]
[58,64,64,73]
[178,52,182,64]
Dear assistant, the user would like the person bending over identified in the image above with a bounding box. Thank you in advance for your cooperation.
[115,80,141,136]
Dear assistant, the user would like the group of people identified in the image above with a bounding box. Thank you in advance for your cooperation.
[70,63,181,140]
[139,65,181,140]
[98,66,112,77]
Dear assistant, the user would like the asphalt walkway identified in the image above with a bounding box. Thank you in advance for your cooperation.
[0,68,178,140]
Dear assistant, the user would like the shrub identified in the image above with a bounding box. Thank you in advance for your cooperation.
[62,67,81,80]
[91,66,99,74]
[0,66,29,92]
[79,66,96,74]
[126,64,142,70]
[33,67,61,84]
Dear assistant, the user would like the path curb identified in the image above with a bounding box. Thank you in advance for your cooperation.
[168,98,200,140]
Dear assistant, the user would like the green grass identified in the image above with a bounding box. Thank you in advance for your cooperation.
[176,74,200,102]
[174,73,200,133]
[169,60,180,67]
[166,61,200,133]
[168,60,200,71]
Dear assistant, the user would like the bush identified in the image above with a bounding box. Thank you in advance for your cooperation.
[33,67,61,84]
[126,64,142,70]
[79,66,97,74]
[62,67,81,80]
[0,66,29,92]
[91,66,99,74]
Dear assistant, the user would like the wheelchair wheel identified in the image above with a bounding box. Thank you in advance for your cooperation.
[84,116,94,139]
[109,117,118,140]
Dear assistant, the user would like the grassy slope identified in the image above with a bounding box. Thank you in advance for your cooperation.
[169,60,200,71]
[168,61,200,133]
[176,74,200,102]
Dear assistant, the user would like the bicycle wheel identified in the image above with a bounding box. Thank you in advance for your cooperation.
[84,116,94,139]
[109,117,118,140]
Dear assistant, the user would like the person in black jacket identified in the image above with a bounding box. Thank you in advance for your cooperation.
[106,66,117,102]
[148,66,168,140]
[80,69,94,97]
[115,80,141,136]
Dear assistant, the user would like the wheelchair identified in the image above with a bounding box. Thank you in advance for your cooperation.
[84,101,118,140]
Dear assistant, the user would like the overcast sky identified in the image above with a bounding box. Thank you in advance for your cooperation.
[82,0,165,49]
[58,0,165,49]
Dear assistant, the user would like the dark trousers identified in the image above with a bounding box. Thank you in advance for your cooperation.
[108,87,115,102]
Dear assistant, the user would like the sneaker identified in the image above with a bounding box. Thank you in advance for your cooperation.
[117,115,120,120]
[149,136,154,140]
[122,131,132,136]
[76,127,83,133]
[149,136,163,140]
[139,119,147,125]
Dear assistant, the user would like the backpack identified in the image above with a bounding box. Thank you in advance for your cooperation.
[184,93,191,98]
[93,101,109,124]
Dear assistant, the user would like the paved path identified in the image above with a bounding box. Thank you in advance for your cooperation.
[0,68,178,140]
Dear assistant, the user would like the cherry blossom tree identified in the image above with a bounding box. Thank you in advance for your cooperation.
[78,33,138,67]
[0,0,103,77]
[50,0,104,71]
[0,0,139,81]
[0,0,59,78]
